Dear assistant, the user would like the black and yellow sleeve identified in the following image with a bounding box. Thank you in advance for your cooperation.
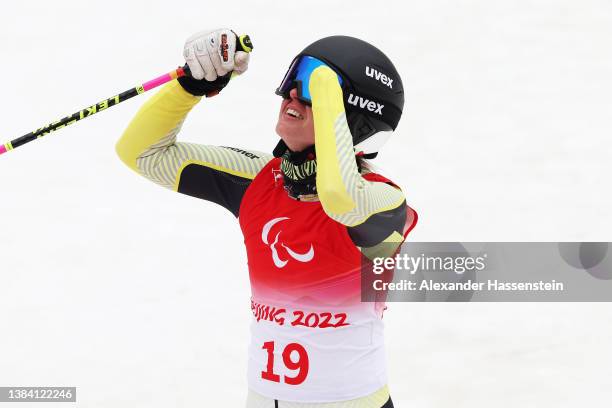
[116,80,273,216]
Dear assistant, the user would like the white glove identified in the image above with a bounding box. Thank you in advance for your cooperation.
[183,28,250,81]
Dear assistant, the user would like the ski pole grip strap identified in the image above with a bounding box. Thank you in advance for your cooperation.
[237,34,253,53]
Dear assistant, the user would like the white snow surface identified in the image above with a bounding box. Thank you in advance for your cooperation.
[1,1,611,407]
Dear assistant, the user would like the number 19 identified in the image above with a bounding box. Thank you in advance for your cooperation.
[261,341,310,385]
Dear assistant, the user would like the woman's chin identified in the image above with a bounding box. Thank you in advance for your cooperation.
[276,127,312,152]
[279,136,311,152]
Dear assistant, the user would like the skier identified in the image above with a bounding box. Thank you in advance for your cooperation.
[116,28,417,408]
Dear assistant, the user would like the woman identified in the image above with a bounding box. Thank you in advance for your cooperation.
[116,28,417,408]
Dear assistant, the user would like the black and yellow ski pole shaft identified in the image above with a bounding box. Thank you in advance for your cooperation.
[0,34,253,157]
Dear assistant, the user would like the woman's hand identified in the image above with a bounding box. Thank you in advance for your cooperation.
[179,28,250,96]
[183,28,249,80]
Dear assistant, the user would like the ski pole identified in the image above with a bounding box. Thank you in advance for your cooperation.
[0,34,253,157]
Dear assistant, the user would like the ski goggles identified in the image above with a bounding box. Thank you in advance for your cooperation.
[276,55,344,105]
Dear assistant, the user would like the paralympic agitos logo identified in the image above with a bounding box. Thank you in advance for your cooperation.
[262,217,315,268]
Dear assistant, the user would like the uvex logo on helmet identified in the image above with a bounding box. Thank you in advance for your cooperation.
[347,94,384,115]
[365,66,393,89]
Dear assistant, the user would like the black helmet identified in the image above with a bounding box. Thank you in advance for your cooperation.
[276,35,404,159]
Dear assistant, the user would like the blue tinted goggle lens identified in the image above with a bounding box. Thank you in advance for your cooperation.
[276,56,343,104]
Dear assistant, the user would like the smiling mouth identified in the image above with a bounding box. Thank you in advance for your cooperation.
[286,108,304,120]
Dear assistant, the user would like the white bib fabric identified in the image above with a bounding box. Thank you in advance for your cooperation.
[247,301,388,403]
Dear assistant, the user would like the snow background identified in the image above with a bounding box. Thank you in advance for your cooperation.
[1,0,611,406]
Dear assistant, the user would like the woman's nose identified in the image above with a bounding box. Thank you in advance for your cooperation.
[289,87,299,99]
